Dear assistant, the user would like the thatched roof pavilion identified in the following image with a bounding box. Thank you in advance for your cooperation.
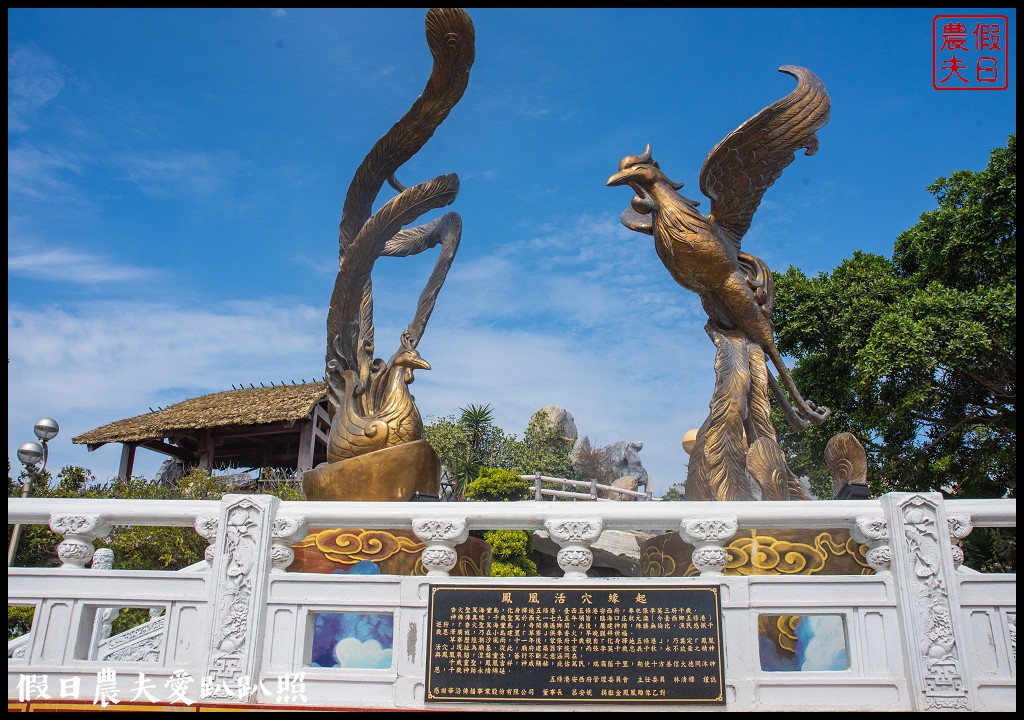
[73,382,331,480]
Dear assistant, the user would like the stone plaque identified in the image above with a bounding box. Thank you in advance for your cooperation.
[426,585,724,703]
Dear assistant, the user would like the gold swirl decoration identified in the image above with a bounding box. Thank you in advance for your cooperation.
[640,545,678,577]
[294,528,425,565]
[290,527,491,577]
[760,614,801,653]
[409,552,491,578]
[681,531,872,577]
[634,529,872,578]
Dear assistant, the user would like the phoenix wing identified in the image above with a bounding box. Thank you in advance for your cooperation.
[699,65,830,250]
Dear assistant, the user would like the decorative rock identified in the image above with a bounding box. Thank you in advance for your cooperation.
[571,436,650,492]
[531,406,578,441]
[598,475,639,501]
[604,440,649,490]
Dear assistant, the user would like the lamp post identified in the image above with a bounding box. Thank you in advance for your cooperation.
[9,417,59,566]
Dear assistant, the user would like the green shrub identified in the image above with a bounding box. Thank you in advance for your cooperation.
[491,560,529,577]
[483,529,537,577]
[465,468,530,501]
[8,605,35,641]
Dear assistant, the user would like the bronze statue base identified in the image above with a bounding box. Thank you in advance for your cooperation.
[640,528,872,577]
[294,440,491,576]
[302,440,441,502]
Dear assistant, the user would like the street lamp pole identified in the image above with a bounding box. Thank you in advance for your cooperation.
[8,418,59,566]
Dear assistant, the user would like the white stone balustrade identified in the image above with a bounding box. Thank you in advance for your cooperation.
[49,513,112,569]
[412,517,469,576]
[679,516,738,576]
[543,517,604,578]
[851,514,891,574]
[7,493,1016,712]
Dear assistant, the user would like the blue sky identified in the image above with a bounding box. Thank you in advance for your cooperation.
[8,8,1017,495]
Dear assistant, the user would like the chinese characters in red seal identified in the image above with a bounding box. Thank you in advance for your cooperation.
[934,15,1009,90]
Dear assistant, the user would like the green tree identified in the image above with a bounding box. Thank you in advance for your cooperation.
[426,404,517,498]
[772,135,1015,501]
[424,404,574,499]
[482,529,538,577]
[521,410,574,480]
[7,465,305,569]
[8,464,93,567]
[660,482,686,501]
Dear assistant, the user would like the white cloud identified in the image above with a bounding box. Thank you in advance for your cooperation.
[8,245,156,284]
[7,210,721,494]
[8,44,66,132]
[7,300,324,483]
[384,211,718,492]
[799,615,848,671]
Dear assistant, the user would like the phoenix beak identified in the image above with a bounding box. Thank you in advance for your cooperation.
[606,170,632,187]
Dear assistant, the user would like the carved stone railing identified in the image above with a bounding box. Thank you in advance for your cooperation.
[7,493,1016,712]
[7,495,1014,578]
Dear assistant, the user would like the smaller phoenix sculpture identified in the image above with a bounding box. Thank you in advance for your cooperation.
[608,65,831,501]
[323,8,474,466]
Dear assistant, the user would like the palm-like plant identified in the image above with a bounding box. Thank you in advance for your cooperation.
[451,403,494,498]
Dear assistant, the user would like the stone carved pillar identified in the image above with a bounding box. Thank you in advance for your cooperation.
[543,518,603,579]
[200,495,279,703]
[882,493,973,711]
[851,515,891,574]
[88,548,120,661]
[412,518,469,577]
[50,514,111,569]
[91,547,114,570]
[679,517,738,576]
[270,515,308,574]
[195,515,219,568]
[946,514,973,572]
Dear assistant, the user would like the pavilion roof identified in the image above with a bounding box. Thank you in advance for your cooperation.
[72,381,328,446]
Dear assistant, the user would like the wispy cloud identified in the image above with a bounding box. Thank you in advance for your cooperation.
[8,44,66,132]
[7,144,82,200]
[7,211,715,493]
[373,210,715,490]
[115,151,235,199]
[8,245,156,284]
[8,299,325,481]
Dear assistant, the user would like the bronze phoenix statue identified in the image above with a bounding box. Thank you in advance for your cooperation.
[607,65,831,501]
[324,8,474,464]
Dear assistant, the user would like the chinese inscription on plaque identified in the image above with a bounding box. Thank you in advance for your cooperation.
[426,585,724,703]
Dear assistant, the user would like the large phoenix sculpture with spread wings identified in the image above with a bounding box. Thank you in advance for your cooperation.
[323,8,474,467]
[607,65,831,502]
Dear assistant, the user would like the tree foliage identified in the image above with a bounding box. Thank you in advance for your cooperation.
[772,135,1015,500]
[424,404,573,499]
